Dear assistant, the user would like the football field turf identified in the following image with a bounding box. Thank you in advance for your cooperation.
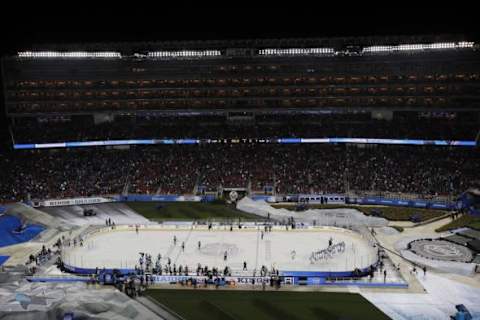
[126,202,261,221]
[146,289,390,320]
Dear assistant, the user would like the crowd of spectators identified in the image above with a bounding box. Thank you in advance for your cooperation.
[25,244,56,275]
[0,144,478,202]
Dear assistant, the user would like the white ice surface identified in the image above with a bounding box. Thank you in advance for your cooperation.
[63,226,377,273]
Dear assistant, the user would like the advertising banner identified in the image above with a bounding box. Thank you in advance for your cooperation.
[40,197,114,207]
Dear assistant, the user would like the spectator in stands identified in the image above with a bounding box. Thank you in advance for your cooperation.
[0,144,478,201]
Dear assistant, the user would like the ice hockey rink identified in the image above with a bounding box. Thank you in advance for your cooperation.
[62,225,377,274]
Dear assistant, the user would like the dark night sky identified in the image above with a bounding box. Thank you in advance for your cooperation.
[0,5,477,50]
[2,25,478,50]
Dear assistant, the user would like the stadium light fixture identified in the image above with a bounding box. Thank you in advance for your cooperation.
[147,50,222,58]
[258,48,335,56]
[17,51,122,58]
[363,42,474,53]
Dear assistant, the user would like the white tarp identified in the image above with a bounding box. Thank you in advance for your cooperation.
[362,272,480,320]
[237,197,388,227]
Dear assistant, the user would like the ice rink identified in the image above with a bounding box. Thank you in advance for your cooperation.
[62,225,377,274]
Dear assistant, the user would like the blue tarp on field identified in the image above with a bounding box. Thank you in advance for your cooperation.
[0,215,45,248]
[0,256,9,266]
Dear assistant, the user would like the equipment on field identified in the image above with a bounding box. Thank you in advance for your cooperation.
[83,209,96,217]
[370,209,383,217]
[295,203,308,211]
[409,213,421,223]
[450,304,472,320]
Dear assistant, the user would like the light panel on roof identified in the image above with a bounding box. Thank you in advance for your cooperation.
[259,48,335,56]
[17,51,122,58]
[363,42,474,53]
[147,50,221,58]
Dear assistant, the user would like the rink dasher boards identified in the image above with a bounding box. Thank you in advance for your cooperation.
[62,224,377,276]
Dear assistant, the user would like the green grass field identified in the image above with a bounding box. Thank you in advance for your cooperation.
[126,202,261,221]
[147,289,390,320]
[272,204,447,222]
[436,214,480,232]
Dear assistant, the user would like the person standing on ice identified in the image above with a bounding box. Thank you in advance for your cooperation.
[181,242,185,252]
[173,235,177,245]
[224,251,228,261]
[261,231,264,240]
[243,261,247,271]
[291,250,296,260]
[155,259,161,273]
[198,241,201,250]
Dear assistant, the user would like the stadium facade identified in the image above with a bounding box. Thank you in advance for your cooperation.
[1,35,480,320]
[2,35,479,113]
[0,35,479,209]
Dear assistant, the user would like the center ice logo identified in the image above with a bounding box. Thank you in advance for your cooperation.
[200,243,240,257]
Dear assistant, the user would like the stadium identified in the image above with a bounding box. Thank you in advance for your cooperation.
[0,30,480,320]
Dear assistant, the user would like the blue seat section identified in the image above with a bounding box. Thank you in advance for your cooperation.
[0,215,45,248]
[0,256,9,266]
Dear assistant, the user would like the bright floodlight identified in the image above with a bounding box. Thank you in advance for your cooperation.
[363,42,474,53]
[147,50,222,58]
[17,51,122,58]
[259,48,335,56]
